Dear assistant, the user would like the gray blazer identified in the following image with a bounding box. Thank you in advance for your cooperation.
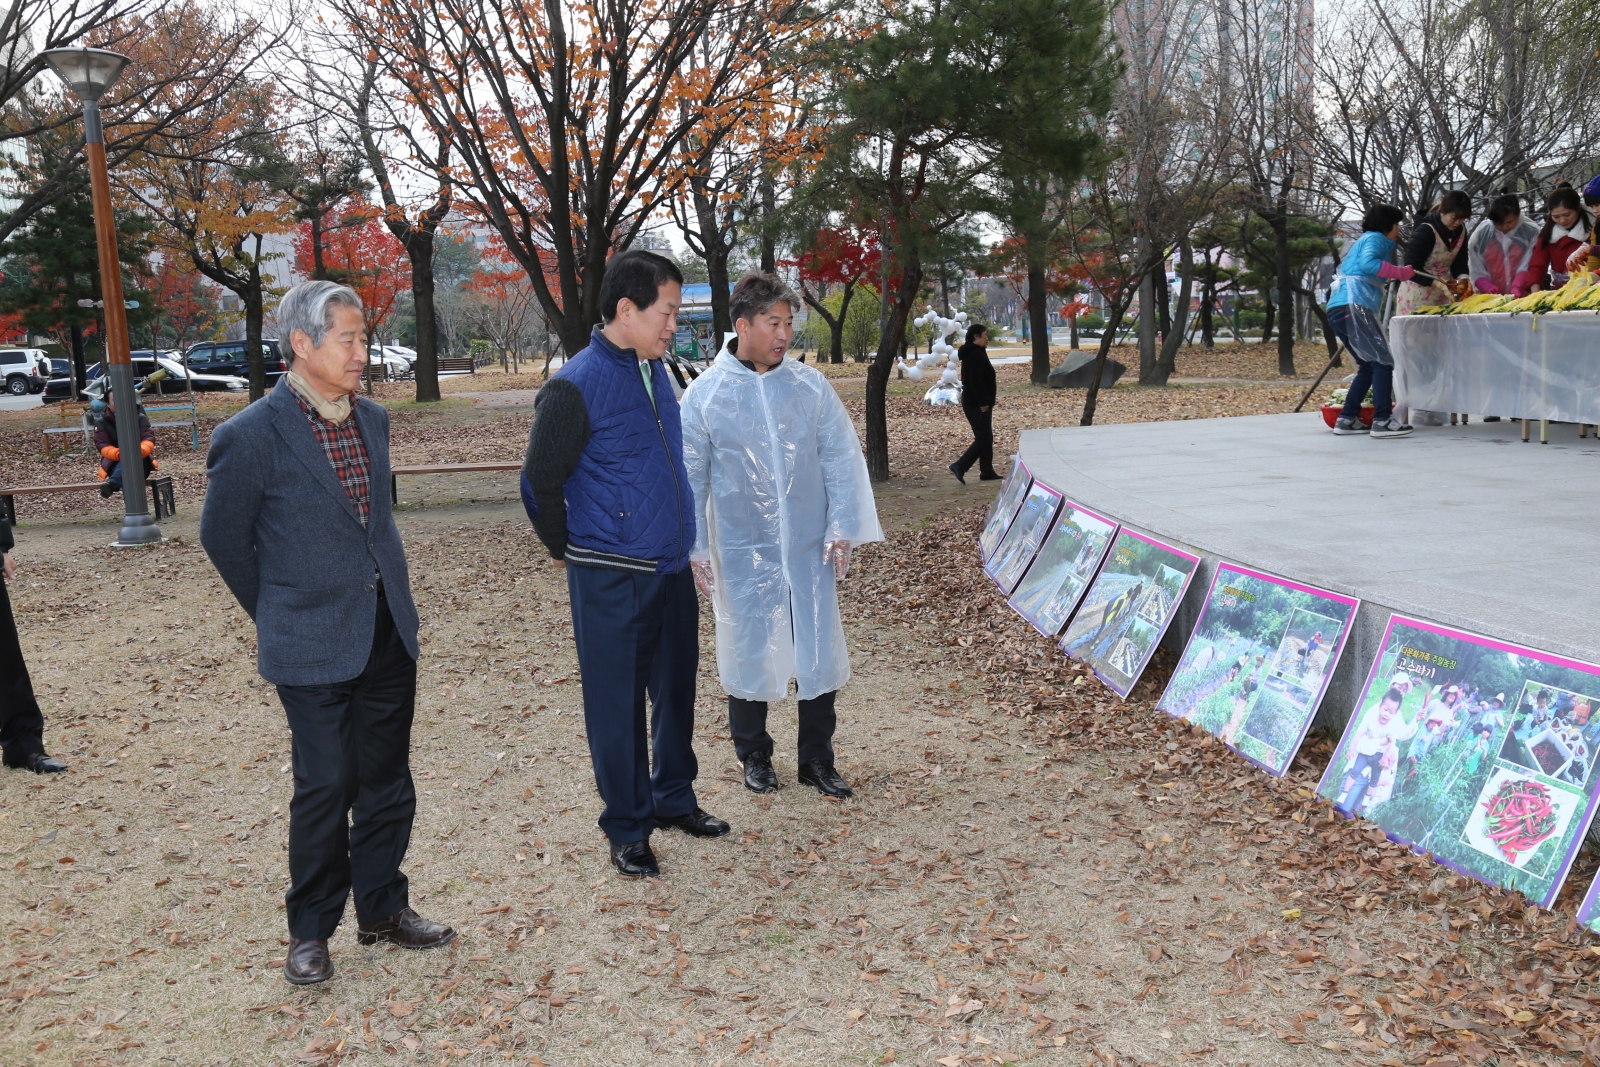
[200,379,420,685]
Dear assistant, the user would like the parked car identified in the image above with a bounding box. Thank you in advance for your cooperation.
[181,339,287,385]
[367,345,413,379]
[0,347,50,395]
[81,354,246,398]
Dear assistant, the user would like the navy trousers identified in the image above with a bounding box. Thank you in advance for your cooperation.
[567,564,700,844]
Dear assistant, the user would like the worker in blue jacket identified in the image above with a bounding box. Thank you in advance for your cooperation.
[521,250,729,880]
[1327,203,1445,440]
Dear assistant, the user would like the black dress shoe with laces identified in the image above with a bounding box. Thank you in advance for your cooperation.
[357,907,455,949]
[798,759,854,798]
[656,807,730,838]
[284,939,333,985]
[742,751,779,793]
[609,839,661,879]
[24,754,67,774]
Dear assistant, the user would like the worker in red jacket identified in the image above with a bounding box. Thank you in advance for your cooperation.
[1517,184,1592,294]
[92,392,157,499]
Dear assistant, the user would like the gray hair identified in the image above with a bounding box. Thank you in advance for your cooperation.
[277,280,364,366]
[729,271,799,327]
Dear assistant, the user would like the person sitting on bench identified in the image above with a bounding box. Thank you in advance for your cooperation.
[94,393,157,499]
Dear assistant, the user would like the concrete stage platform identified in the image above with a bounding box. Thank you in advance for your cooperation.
[1018,413,1600,735]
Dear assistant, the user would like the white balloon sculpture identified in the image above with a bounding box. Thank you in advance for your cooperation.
[900,307,968,384]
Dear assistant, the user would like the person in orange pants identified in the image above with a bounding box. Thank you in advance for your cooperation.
[92,393,156,498]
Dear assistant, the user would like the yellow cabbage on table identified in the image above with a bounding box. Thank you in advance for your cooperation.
[1421,273,1600,315]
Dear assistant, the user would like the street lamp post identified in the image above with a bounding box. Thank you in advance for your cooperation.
[39,46,161,546]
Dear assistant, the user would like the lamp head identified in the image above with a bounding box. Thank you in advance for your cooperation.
[40,47,130,102]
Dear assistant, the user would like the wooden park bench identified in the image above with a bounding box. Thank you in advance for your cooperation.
[40,402,94,457]
[1,475,176,525]
[390,462,521,505]
[436,357,476,375]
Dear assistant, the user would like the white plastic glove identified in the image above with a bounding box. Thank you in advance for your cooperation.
[824,540,851,581]
[691,559,715,598]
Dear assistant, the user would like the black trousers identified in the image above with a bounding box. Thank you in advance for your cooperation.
[276,597,417,940]
[0,575,46,767]
[953,404,997,478]
[567,564,701,844]
[728,691,837,764]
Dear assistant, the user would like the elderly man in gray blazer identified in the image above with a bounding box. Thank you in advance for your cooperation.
[201,280,453,986]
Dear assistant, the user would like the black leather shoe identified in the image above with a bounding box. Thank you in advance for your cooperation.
[656,806,731,838]
[798,759,854,798]
[99,482,117,499]
[979,472,1003,481]
[742,751,779,793]
[948,462,966,485]
[24,754,67,774]
[610,839,660,879]
[357,907,455,949]
[284,939,333,984]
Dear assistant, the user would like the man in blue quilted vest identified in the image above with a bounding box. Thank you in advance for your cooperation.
[521,250,729,879]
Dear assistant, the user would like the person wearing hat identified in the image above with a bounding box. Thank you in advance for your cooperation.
[93,391,157,499]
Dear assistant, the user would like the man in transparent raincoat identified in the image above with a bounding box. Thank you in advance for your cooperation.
[680,273,883,798]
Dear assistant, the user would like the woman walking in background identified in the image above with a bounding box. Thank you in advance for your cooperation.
[949,322,999,483]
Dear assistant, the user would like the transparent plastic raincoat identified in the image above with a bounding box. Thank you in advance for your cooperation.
[1467,216,1539,296]
[680,347,883,703]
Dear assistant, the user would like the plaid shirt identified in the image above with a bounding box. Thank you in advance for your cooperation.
[291,388,371,527]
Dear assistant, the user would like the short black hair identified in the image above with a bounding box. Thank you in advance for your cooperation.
[1487,193,1522,225]
[1437,189,1472,217]
[1360,204,1405,234]
[965,322,988,343]
[599,249,683,323]
[729,271,798,326]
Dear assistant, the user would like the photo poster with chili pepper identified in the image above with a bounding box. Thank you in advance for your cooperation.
[1007,499,1120,638]
[1317,616,1600,908]
[984,481,1063,594]
[1157,563,1359,777]
[979,456,1030,561]
[1059,529,1200,700]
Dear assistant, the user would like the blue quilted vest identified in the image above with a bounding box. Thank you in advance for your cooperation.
[550,329,694,574]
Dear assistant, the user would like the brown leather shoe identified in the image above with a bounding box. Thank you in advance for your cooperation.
[284,939,333,984]
[357,907,456,949]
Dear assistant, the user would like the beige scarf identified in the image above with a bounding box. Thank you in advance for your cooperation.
[287,371,354,425]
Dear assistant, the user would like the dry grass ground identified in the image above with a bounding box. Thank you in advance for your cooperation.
[1,356,1593,1067]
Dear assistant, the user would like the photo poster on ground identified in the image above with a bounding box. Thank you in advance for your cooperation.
[1157,563,1359,777]
[984,481,1064,594]
[1579,870,1600,935]
[979,456,1030,561]
[1007,500,1120,638]
[1317,615,1600,908]
[1059,529,1200,699]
